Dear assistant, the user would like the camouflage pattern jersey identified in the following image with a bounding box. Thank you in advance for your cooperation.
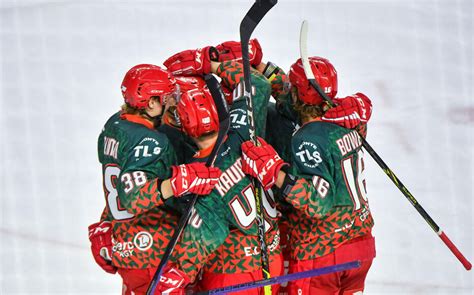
[97,112,181,269]
[170,61,281,281]
[284,120,374,261]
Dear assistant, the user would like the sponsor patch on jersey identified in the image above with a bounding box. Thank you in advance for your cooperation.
[295,141,323,168]
[112,239,135,258]
[133,231,153,251]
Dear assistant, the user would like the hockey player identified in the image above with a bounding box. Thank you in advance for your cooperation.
[88,64,222,295]
[157,75,206,163]
[213,40,298,294]
[154,46,283,294]
[240,56,375,294]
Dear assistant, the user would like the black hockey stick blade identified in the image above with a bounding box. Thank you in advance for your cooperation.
[146,74,231,295]
[300,20,472,271]
[240,0,277,92]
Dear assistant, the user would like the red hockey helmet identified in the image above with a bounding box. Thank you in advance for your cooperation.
[177,87,219,138]
[175,75,207,92]
[121,64,176,109]
[288,57,337,105]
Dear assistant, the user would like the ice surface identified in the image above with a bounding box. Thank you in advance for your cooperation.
[1,0,472,294]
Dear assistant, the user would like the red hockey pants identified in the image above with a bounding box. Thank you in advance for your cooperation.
[287,235,375,295]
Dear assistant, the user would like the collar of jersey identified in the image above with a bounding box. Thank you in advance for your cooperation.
[120,113,154,130]
[194,142,215,159]
[302,117,322,127]
[193,135,228,159]
[163,113,181,129]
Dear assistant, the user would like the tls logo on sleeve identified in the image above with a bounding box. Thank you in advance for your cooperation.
[133,137,162,159]
[295,141,323,168]
[229,109,248,129]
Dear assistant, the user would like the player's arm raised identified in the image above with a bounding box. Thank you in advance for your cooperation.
[321,92,373,137]
[163,41,272,137]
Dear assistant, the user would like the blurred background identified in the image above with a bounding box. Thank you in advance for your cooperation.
[1,0,472,294]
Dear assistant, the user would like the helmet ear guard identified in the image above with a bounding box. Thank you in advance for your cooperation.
[177,87,219,138]
[121,64,176,109]
[288,57,337,105]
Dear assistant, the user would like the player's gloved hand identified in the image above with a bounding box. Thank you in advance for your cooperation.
[322,93,372,129]
[88,221,117,274]
[216,38,263,66]
[241,137,288,190]
[170,162,222,197]
[154,265,190,295]
[163,46,219,76]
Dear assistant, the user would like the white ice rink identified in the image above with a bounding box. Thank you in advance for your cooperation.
[1,0,472,294]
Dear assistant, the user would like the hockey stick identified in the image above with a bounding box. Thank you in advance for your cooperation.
[240,1,278,294]
[146,74,231,294]
[196,260,360,294]
[300,20,472,271]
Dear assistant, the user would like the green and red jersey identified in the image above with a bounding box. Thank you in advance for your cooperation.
[284,120,374,261]
[97,112,180,269]
[170,61,281,281]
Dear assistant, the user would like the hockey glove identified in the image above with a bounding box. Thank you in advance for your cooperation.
[241,137,288,190]
[163,46,219,76]
[322,93,372,129]
[216,38,263,66]
[170,162,222,197]
[88,221,117,274]
[155,265,190,295]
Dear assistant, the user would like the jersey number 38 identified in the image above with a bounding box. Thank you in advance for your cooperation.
[103,165,145,220]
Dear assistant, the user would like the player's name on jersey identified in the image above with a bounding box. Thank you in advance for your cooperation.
[215,158,245,196]
[104,136,119,159]
[336,130,362,156]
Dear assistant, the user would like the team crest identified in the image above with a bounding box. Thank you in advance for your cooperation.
[296,141,323,168]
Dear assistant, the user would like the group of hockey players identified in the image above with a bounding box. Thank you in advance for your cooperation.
[88,38,376,294]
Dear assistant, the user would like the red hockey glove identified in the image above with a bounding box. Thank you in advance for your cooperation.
[163,46,219,76]
[322,93,372,129]
[155,265,190,295]
[241,137,287,190]
[88,221,117,274]
[170,162,222,197]
[216,38,263,66]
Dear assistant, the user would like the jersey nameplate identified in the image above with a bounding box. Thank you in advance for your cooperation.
[215,158,245,196]
[103,136,119,160]
[336,130,362,156]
